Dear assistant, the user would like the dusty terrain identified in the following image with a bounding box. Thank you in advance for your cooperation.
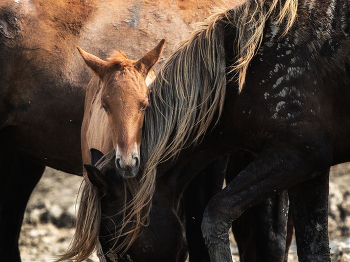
[19,163,350,262]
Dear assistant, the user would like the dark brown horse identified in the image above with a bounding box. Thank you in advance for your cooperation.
[90,0,349,260]
[0,0,219,260]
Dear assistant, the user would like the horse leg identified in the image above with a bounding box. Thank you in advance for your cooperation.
[288,169,330,262]
[0,155,45,262]
[183,156,228,262]
[227,152,289,262]
[201,142,331,262]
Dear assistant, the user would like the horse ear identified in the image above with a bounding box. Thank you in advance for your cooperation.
[135,39,165,77]
[90,148,104,166]
[77,46,108,79]
[84,164,109,194]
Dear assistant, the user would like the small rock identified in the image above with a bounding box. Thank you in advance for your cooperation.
[40,210,50,224]
[341,194,350,218]
[49,204,63,224]
[56,211,76,228]
[27,209,43,225]
[329,182,343,220]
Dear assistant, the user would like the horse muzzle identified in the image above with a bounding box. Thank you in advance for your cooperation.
[115,156,140,178]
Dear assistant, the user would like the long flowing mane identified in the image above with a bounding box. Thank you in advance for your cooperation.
[60,0,299,259]
[118,0,298,256]
[111,0,298,256]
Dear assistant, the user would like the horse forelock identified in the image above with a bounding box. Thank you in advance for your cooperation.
[107,50,135,69]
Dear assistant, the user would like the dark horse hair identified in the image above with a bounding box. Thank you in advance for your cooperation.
[63,0,298,259]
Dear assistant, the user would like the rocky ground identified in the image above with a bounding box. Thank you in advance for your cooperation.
[19,163,350,262]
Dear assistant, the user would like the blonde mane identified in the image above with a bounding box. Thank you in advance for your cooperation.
[231,0,298,92]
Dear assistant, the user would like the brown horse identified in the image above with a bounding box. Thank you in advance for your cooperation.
[79,39,164,178]
[57,40,165,261]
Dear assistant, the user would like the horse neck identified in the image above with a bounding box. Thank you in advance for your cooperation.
[82,78,114,167]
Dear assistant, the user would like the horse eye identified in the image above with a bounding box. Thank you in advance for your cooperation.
[101,102,107,112]
[141,104,148,111]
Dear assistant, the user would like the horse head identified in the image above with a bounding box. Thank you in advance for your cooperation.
[78,39,165,178]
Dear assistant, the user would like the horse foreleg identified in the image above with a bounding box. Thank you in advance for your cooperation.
[288,170,330,262]
[0,155,45,262]
[201,143,331,262]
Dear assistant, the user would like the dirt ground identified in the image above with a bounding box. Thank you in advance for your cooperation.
[19,163,350,262]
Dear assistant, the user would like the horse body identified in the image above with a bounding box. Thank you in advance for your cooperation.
[0,0,218,260]
[73,32,290,261]
[202,1,350,260]
[82,149,290,262]
[0,0,201,173]
[0,0,93,173]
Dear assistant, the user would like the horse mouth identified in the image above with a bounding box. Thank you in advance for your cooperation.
[117,166,138,179]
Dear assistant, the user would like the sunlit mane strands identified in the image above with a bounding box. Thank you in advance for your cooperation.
[60,180,101,261]
[107,51,134,68]
[110,0,299,257]
[56,152,114,262]
[230,0,298,91]
[111,11,229,257]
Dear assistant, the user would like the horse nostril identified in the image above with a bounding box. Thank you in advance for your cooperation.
[116,158,122,169]
[134,157,139,168]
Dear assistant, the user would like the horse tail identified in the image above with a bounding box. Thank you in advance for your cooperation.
[55,180,100,262]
